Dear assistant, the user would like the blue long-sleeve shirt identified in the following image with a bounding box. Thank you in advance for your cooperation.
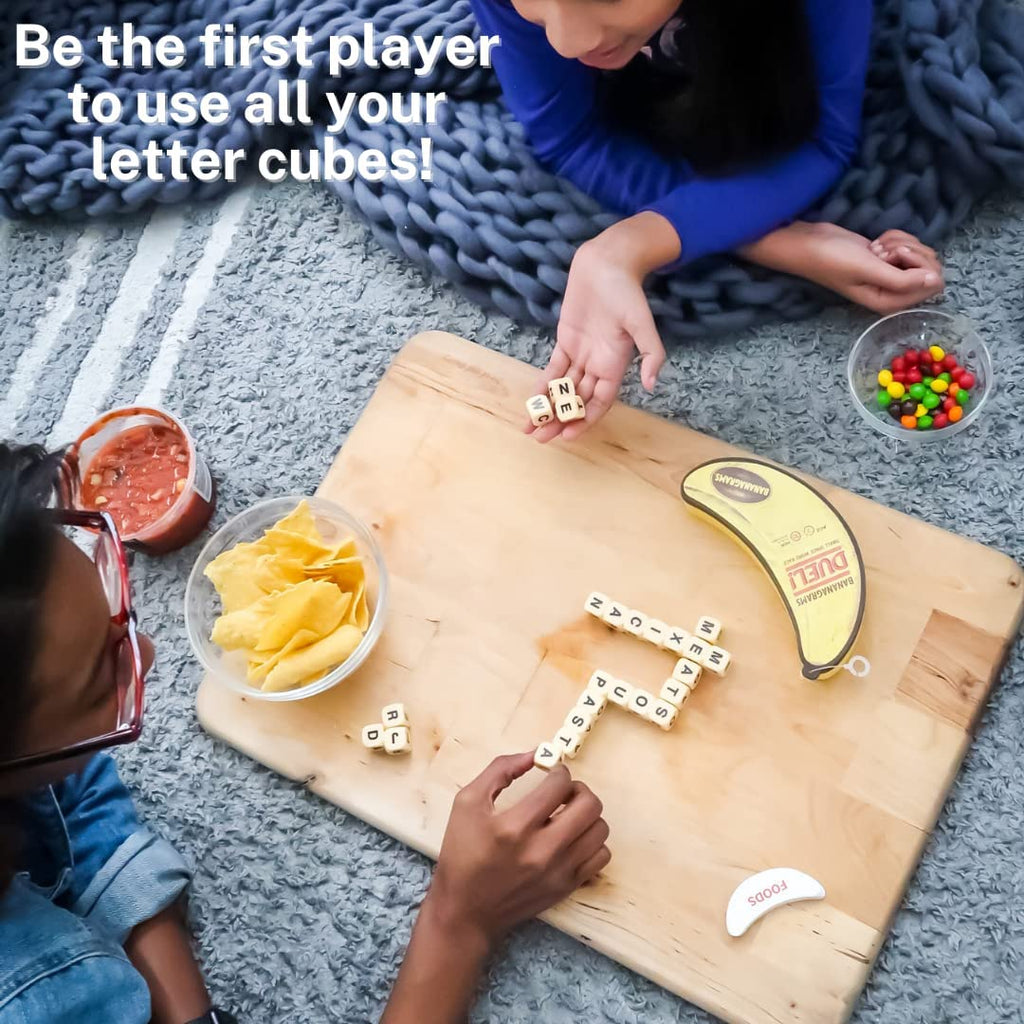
[471,0,873,263]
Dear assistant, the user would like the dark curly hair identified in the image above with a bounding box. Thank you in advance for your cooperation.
[0,443,64,890]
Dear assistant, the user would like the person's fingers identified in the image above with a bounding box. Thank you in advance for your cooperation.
[505,764,575,830]
[627,303,666,393]
[575,844,612,885]
[532,418,567,444]
[565,816,610,871]
[577,372,598,405]
[537,347,571,393]
[461,752,537,807]
[889,244,943,279]
[876,229,937,260]
[545,781,603,846]
[859,258,939,295]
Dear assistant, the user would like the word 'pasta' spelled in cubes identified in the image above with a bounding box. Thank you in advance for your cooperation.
[603,602,628,630]
[705,646,731,676]
[609,679,633,707]
[642,619,668,647]
[660,679,690,708]
[623,610,647,638]
[585,592,610,619]
[566,708,596,734]
[382,703,409,728]
[627,689,655,720]
[672,658,702,689]
[686,637,712,664]
[650,699,679,730]
[384,726,411,755]
[554,728,584,759]
[556,396,586,424]
[579,689,607,715]
[695,616,722,642]
[548,377,576,402]
[361,723,385,750]
[526,394,554,427]
[587,669,614,695]
[663,628,691,655]
[534,743,561,771]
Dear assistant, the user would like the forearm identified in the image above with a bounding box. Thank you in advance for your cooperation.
[738,221,820,276]
[382,891,493,1024]
[586,211,681,277]
[124,901,211,1024]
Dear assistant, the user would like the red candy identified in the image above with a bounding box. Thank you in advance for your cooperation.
[931,362,944,377]
[951,367,965,382]
[959,372,976,390]
[905,368,923,384]
[892,356,906,373]
[905,349,920,365]
[942,397,955,413]
[942,353,958,371]
[933,413,950,429]
[920,348,933,364]
[893,371,907,383]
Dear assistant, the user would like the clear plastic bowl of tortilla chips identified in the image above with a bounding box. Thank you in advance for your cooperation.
[185,495,388,701]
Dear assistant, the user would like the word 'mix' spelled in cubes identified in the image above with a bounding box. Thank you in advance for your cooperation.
[555,396,586,423]
[526,394,554,427]
[663,627,691,655]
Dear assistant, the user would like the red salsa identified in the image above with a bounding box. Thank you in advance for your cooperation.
[81,423,190,537]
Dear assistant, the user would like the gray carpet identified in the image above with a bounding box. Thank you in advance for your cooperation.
[2,179,1024,1023]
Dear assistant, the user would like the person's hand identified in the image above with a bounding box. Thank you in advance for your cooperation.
[425,752,611,951]
[791,222,944,313]
[529,212,681,443]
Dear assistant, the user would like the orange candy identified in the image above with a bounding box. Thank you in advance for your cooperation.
[948,405,964,423]
[900,414,918,429]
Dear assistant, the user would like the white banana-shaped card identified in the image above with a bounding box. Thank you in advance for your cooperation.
[726,867,826,937]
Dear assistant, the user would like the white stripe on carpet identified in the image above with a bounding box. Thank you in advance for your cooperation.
[48,209,186,446]
[136,186,252,408]
[0,227,102,438]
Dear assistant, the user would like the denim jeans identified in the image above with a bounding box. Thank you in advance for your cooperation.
[0,755,191,1022]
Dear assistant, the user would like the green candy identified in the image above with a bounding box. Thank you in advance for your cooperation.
[939,372,953,383]
[956,389,970,406]
[923,376,935,386]
[923,392,941,410]
[877,390,892,409]
[918,415,934,430]
[909,383,927,400]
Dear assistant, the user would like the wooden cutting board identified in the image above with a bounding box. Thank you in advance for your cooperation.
[197,331,1023,1024]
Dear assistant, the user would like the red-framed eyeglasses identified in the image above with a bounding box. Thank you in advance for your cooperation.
[0,509,146,772]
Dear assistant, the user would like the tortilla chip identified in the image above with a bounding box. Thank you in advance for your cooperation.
[205,540,272,612]
[261,623,364,692]
[246,628,322,683]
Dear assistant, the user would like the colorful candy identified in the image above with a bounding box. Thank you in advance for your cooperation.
[873,345,976,432]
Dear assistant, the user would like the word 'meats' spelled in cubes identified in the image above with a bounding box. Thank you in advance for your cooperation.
[660,679,690,708]
[695,616,722,643]
[587,669,614,696]
[384,726,411,755]
[705,646,731,676]
[584,592,610,619]
[642,619,668,647]
[566,708,596,734]
[555,396,586,424]
[627,689,655,720]
[663,627,691,655]
[554,728,584,759]
[603,601,628,630]
[547,376,576,402]
[526,394,554,427]
[609,679,633,707]
[534,743,561,771]
[672,658,703,689]
[579,690,607,716]
[361,723,385,750]
[382,703,409,728]
[623,610,647,638]
[650,699,679,731]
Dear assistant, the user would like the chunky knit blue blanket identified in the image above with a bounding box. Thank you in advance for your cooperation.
[3,0,1024,337]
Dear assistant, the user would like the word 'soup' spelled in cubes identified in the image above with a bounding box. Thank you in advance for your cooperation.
[362,702,411,756]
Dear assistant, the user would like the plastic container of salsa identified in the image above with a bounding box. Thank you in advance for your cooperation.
[61,406,216,554]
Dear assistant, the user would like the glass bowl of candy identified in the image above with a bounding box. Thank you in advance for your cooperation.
[848,309,992,442]
[185,495,388,701]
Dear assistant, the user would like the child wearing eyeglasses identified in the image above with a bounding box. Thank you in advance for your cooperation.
[0,442,610,1023]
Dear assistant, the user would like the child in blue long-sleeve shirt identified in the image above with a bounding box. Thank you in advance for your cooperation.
[470,0,945,439]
